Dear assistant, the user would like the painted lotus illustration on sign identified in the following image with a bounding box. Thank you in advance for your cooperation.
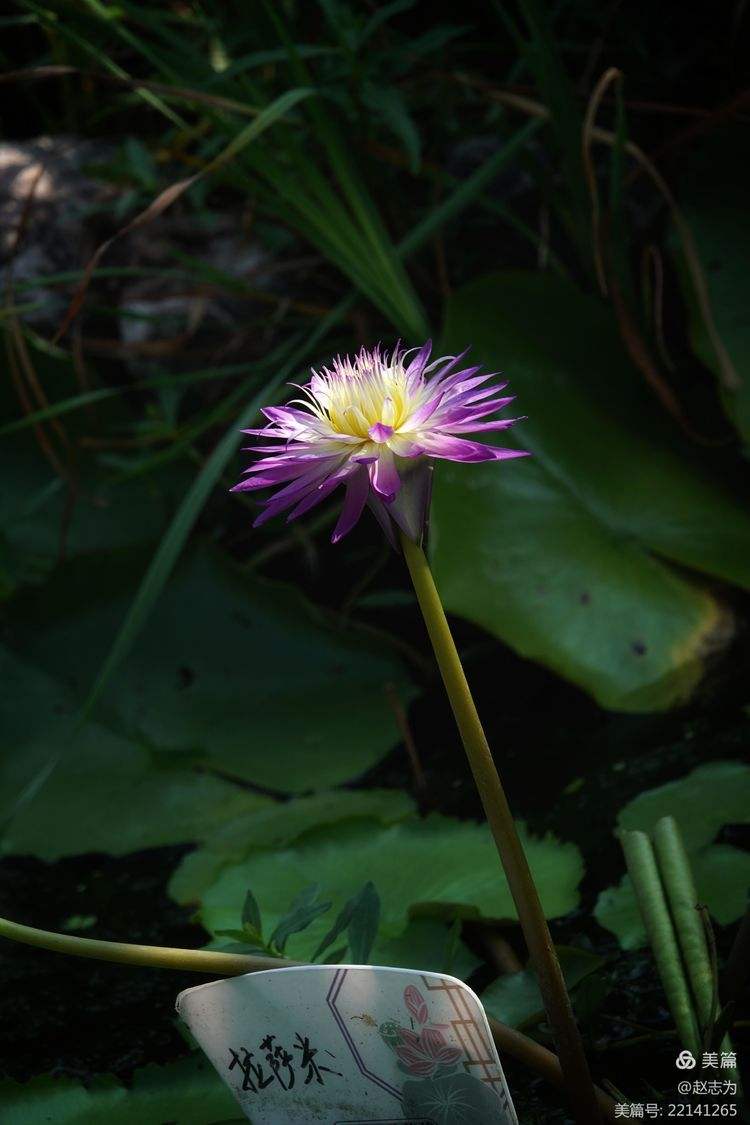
[378,985,516,1124]
[395,1026,463,1079]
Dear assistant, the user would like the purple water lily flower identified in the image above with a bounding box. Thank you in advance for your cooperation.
[232,340,526,545]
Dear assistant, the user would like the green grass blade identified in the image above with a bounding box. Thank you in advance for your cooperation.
[401,119,543,254]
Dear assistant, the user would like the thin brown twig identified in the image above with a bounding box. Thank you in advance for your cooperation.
[0,64,262,118]
[4,163,70,474]
[581,67,623,295]
[456,77,742,395]
[385,681,425,790]
[642,245,675,373]
[650,88,750,163]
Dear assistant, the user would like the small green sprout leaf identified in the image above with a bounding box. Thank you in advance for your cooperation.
[346,881,381,964]
[269,884,332,954]
[241,889,262,934]
[312,880,380,962]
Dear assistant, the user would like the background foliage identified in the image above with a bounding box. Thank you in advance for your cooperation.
[1,1,748,1121]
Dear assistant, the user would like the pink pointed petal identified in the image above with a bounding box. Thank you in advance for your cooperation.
[404,338,432,379]
[397,1028,421,1048]
[285,474,344,521]
[445,417,523,434]
[369,447,401,500]
[405,391,445,428]
[369,422,394,443]
[420,1027,448,1054]
[331,469,369,542]
[435,1046,463,1064]
[435,367,488,396]
[425,346,471,385]
[387,433,424,458]
[422,433,530,462]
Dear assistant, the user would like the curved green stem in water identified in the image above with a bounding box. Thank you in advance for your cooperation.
[400,531,602,1125]
[0,915,293,975]
[0,914,616,1119]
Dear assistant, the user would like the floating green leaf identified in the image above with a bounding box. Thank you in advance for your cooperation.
[668,136,750,448]
[169,788,415,904]
[0,435,192,597]
[376,918,481,980]
[9,547,413,794]
[0,1055,237,1125]
[595,762,750,948]
[198,814,583,963]
[481,945,605,1029]
[618,760,750,851]
[0,635,279,858]
[432,271,750,710]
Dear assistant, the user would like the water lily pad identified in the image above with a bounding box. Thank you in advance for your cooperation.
[0,1054,237,1124]
[169,788,416,904]
[669,136,750,446]
[676,198,750,446]
[432,271,750,710]
[8,546,413,793]
[618,760,750,851]
[0,640,275,858]
[0,436,191,593]
[376,918,482,980]
[595,761,750,948]
[481,945,605,1029]
[199,815,583,962]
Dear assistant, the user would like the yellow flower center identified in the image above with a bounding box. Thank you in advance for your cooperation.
[318,361,412,439]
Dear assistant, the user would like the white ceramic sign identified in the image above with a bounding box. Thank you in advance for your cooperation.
[177,964,518,1124]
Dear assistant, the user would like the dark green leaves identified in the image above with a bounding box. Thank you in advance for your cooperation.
[595,762,750,948]
[0,1056,237,1125]
[241,888,262,933]
[482,945,605,1029]
[313,881,381,964]
[269,885,333,953]
[197,814,583,962]
[217,880,380,962]
[9,547,412,798]
[676,197,750,447]
[432,271,750,710]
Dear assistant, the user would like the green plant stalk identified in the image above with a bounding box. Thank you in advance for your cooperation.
[653,817,740,1084]
[621,829,700,1055]
[0,913,617,1118]
[399,532,601,1125]
[652,816,713,1028]
[0,915,293,974]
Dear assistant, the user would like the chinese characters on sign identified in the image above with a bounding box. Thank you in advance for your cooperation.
[228,1032,343,1095]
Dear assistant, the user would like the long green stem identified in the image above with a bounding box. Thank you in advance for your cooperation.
[400,532,602,1125]
[0,915,294,975]
[0,914,616,1119]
